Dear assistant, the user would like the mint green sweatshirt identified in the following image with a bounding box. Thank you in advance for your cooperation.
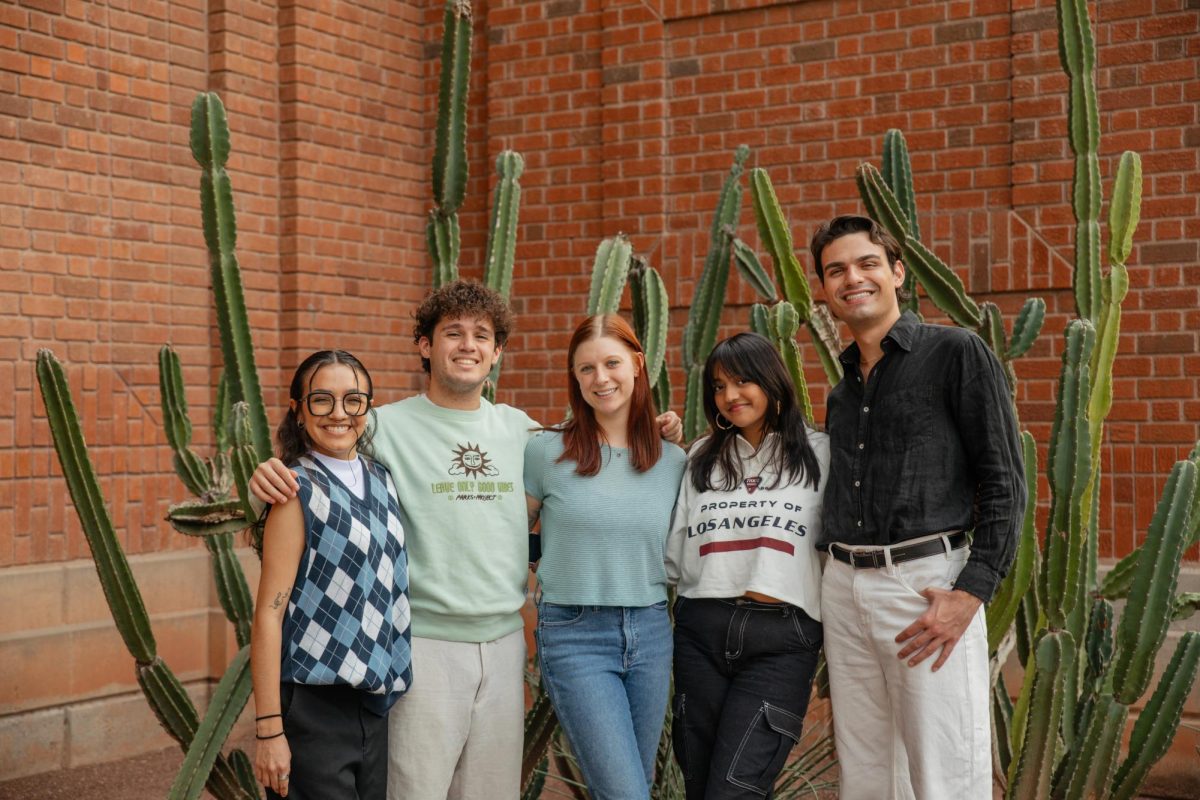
[371,395,536,642]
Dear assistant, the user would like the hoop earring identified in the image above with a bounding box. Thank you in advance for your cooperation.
[715,414,733,431]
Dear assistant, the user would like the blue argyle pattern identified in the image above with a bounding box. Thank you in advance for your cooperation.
[279,455,411,711]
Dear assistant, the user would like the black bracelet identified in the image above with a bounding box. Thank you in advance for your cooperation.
[255,730,286,741]
[255,713,282,722]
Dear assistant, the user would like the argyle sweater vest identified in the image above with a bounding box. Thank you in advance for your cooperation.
[279,454,411,714]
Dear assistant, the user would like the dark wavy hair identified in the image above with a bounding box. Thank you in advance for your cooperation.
[276,350,376,466]
[411,280,515,374]
[809,214,910,304]
[690,333,821,493]
[546,314,661,476]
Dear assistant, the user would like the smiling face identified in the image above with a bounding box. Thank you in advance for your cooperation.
[819,231,905,331]
[292,363,370,460]
[419,315,502,401]
[571,335,642,423]
[711,364,770,445]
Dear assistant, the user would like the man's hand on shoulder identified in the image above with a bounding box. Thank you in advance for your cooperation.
[895,587,983,671]
[249,457,301,505]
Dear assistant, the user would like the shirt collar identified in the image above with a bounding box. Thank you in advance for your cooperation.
[837,310,920,367]
[734,430,777,458]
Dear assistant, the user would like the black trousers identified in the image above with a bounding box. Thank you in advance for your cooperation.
[265,683,389,800]
[671,597,822,800]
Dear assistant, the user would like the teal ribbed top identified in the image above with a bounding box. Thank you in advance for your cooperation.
[524,431,687,606]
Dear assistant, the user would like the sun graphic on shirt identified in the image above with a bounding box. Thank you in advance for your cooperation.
[448,442,498,479]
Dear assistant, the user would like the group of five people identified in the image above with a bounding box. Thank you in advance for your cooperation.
[247,215,1026,800]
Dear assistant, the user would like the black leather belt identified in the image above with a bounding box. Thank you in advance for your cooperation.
[829,531,968,569]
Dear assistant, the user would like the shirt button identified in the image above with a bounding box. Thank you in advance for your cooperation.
[863,406,869,413]
[854,480,861,487]
[857,442,864,450]
[857,520,863,527]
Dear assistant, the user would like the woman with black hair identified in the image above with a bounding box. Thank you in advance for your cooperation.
[665,332,829,800]
[250,350,411,800]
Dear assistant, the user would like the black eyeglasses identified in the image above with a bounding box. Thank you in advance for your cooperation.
[303,391,371,417]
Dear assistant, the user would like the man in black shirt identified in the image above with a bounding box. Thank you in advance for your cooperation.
[809,216,1025,799]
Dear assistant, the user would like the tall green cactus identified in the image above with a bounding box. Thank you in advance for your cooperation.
[628,256,672,414]
[190,93,271,463]
[880,129,921,315]
[483,150,525,300]
[428,0,472,288]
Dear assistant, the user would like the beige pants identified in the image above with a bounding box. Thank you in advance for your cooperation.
[821,540,991,800]
[386,630,526,800]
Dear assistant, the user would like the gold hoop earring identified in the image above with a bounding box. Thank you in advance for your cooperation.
[715,414,733,431]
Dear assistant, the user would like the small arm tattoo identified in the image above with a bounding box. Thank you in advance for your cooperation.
[270,589,290,610]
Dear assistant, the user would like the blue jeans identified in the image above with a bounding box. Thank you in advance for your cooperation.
[536,601,673,799]
[672,597,822,800]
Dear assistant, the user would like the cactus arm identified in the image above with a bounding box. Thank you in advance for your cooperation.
[992,680,1014,778]
[749,303,770,338]
[988,431,1039,652]
[684,364,706,442]
[805,304,844,386]
[632,263,669,394]
[427,211,461,289]
[1056,0,1102,320]
[190,93,271,462]
[35,350,157,663]
[482,150,524,300]
[1007,297,1046,359]
[856,163,982,329]
[1108,151,1142,268]
[168,645,254,800]
[766,302,813,426]
[137,658,254,800]
[747,169,806,312]
[1110,632,1200,800]
[1110,460,1197,704]
[432,0,471,214]
[159,346,216,498]
[1007,630,1073,800]
[1040,320,1095,629]
[731,238,779,302]
[1098,546,1139,599]
[880,129,922,314]
[206,534,253,647]
[167,499,249,537]
[1055,693,1126,800]
[979,302,1009,368]
[587,235,633,316]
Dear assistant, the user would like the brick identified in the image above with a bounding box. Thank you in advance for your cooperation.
[792,41,835,63]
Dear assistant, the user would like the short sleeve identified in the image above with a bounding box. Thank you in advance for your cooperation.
[523,433,548,501]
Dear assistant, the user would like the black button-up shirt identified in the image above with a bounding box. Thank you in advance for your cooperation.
[820,311,1026,602]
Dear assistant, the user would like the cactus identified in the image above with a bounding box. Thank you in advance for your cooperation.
[483,150,525,300]
[987,431,1038,653]
[731,237,778,301]
[1057,0,1102,320]
[190,93,271,462]
[427,0,472,288]
[628,256,671,413]
[880,129,921,315]
[168,645,255,800]
[1008,631,1073,799]
[587,235,634,315]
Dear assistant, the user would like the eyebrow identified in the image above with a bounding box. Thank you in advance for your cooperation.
[823,253,882,271]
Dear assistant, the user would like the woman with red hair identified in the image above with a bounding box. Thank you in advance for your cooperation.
[525,314,687,798]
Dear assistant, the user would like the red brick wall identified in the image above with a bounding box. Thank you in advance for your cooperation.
[3,0,1198,567]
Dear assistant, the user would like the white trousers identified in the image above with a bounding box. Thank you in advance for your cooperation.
[387,630,527,800]
[821,541,991,800]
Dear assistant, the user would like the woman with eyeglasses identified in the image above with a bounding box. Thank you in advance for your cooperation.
[251,350,411,800]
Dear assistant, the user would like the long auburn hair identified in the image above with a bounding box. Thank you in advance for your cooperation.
[547,314,661,476]
[690,332,821,493]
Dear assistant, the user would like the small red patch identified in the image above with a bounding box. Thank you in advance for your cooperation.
[744,477,761,494]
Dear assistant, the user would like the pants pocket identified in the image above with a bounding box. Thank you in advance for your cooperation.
[727,702,803,795]
[671,693,693,782]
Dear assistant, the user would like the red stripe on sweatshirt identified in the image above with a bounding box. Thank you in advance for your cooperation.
[698,537,794,557]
